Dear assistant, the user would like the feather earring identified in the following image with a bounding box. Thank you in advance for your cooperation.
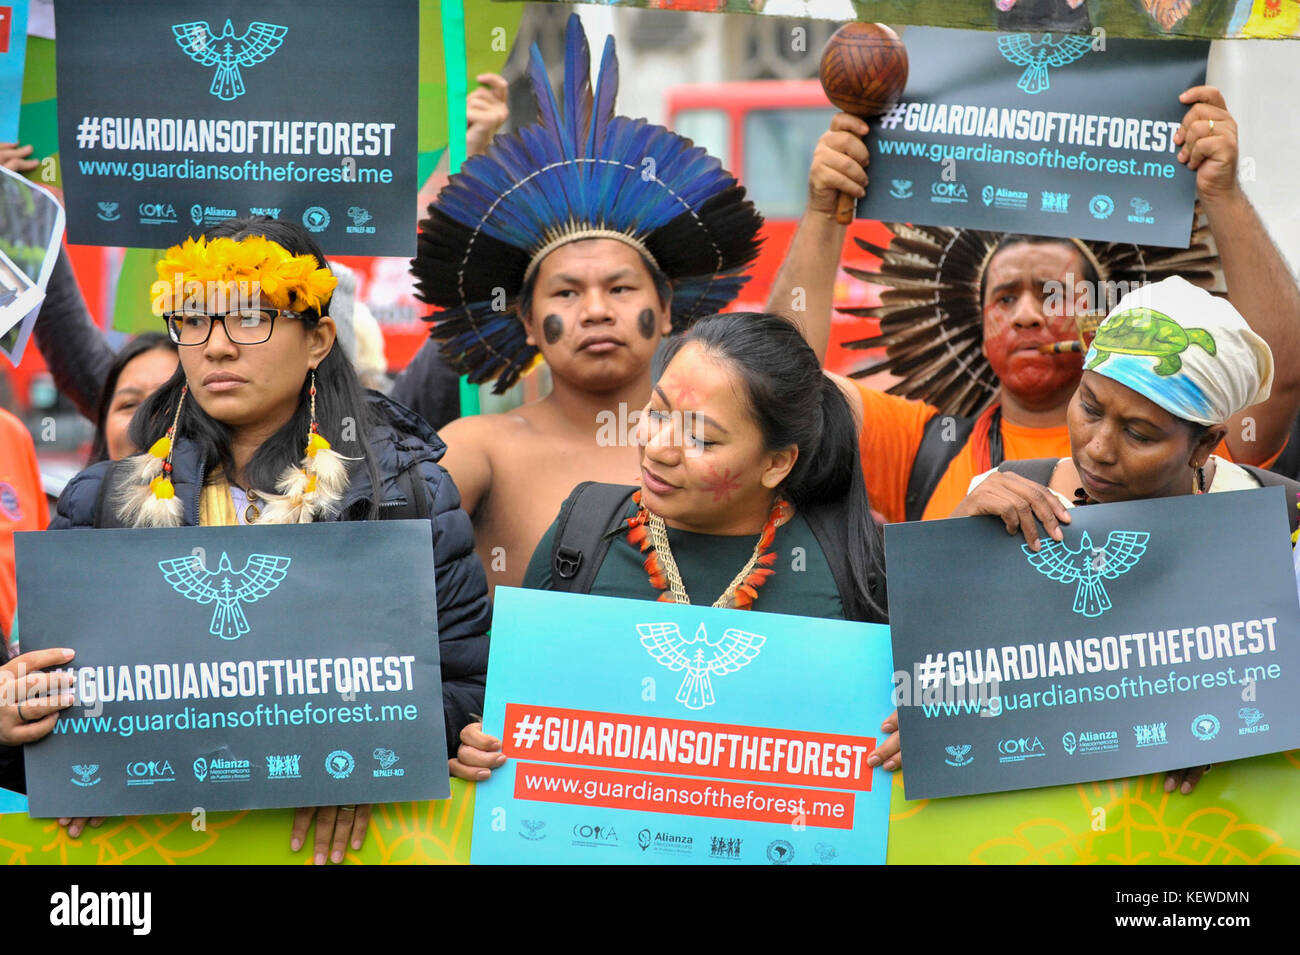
[258,371,357,524]
[114,386,187,527]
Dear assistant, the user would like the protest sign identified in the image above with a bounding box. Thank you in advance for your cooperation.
[0,1,28,143]
[54,0,417,255]
[857,26,1208,248]
[16,521,448,817]
[886,487,1300,800]
[0,163,63,364]
[471,588,895,865]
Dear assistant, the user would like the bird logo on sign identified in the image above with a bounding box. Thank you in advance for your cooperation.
[172,19,288,101]
[997,33,1092,94]
[1022,530,1149,618]
[637,622,765,710]
[158,552,291,639]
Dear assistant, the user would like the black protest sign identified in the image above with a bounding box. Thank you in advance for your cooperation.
[859,26,1207,248]
[885,488,1300,799]
[17,520,448,816]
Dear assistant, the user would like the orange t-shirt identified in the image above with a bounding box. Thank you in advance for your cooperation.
[853,381,1248,523]
[0,410,49,639]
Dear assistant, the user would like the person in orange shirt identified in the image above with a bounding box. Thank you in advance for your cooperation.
[766,86,1300,530]
[0,408,49,648]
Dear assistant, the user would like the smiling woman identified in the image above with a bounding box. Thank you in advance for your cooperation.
[41,216,490,863]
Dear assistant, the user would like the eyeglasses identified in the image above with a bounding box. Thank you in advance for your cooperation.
[163,308,302,346]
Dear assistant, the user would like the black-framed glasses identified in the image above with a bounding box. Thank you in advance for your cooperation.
[163,308,302,346]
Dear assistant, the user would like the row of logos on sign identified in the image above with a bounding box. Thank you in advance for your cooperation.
[516,820,837,865]
[94,201,378,233]
[944,707,1270,768]
[69,745,407,788]
[886,180,1156,223]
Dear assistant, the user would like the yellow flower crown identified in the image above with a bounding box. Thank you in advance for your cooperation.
[152,235,338,315]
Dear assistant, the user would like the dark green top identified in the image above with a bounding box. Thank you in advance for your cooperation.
[523,500,845,620]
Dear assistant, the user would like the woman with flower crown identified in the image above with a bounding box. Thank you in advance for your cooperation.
[43,216,490,863]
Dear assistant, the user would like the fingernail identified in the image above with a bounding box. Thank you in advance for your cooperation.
[314,851,325,865]
[493,754,507,765]
[1182,782,1193,795]
[476,769,490,780]
[1164,777,1176,792]
[884,759,898,770]
[352,837,363,850]
[867,754,881,767]
[332,849,343,863]
[291,837,301,851]
[61,649,74,660]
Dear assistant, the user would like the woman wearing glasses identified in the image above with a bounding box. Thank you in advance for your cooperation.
[42,217,490,862]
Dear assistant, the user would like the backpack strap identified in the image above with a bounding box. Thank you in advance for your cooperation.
[549,482,638,594]
[995,457,1060,487]
[905,413,977,522]
[1238,464,1300,535]
[381,462,431,522]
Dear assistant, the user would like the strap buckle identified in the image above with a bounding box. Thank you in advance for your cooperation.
[555,546,583,580]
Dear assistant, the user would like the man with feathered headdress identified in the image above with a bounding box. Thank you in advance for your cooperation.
[410,14,762,594]
[767,86,1300,527]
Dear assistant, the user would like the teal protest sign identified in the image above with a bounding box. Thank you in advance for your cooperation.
[472,588,895,865]
[885,488,1300,800]
[0,2,28,142]
[16,521,448,817]
[858,27,1208,248]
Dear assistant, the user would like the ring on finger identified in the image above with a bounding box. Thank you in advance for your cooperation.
[1207,119,1214,133]
[339,805,357,813]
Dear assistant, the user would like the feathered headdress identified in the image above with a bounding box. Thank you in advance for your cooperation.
[839,211,1223,416]
[411,13,763,393]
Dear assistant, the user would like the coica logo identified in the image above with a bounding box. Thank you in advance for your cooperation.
[126,759,175,786]
[930,181,968,204]
[571,823,619,847]
[325,750,355,779]
[138,202,177,225]
[997,736,1045,763]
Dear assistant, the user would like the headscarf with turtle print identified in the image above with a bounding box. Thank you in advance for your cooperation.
[1083,275,1274,426]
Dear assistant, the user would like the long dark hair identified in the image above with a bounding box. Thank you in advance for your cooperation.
[89,332,177,464]
[130,216,381,515]
[659,312,887,621]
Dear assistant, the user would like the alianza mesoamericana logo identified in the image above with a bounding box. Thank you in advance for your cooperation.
[1062,729,1119,755]
[158,551,291,640]
[997,33,1092,94]
[638,622,765,710]
[303,206,330,232]
[172,19,288,101]
[1022,530,1149,618]
[1090,194,1115,219]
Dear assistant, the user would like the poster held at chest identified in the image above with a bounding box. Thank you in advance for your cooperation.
[857,26,1208,248]
[471,588,895,865]
[885,488,1300,800]
[53,0,417,256]
[16,521,449,817]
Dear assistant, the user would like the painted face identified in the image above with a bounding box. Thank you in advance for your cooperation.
[524,239,671,391]
[634,342,796,534]
[178,308,334,436]
[105,346,178,460]
[1067,371,1216,503]
[982,242,1088,404]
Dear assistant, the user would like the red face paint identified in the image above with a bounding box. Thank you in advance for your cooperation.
[701,465,742,503]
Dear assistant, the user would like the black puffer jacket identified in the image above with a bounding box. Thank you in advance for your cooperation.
[48,393,490,756]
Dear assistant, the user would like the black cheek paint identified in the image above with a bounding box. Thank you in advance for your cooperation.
[637,308,656,340]
[542,314,563,344]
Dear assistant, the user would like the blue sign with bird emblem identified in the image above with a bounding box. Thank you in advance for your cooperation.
[858,26,1208,247]
[53,0,417,255]
[15,521,448,817]
[471,588,896,865]
[885,487,1300,799]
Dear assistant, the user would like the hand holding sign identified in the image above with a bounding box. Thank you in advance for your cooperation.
[1173,86,1239,204]
[0,646,76,744]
